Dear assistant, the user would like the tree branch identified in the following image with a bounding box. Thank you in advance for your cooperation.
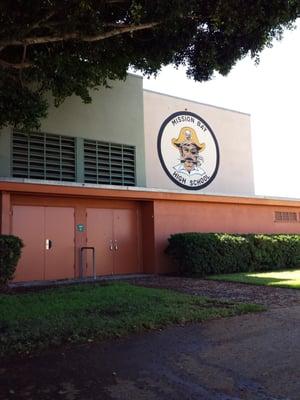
[83,22,160,42]
[26,11,57,35]
[105,0,129,3]
[0,21,160,48]
[19,45,28,85]
[0,59,33,69]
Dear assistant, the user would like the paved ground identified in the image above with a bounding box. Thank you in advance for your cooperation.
[1,278,300,400]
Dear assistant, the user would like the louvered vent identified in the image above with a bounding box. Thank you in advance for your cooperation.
[274,211,298,223]
[12,131,76,181]
[84,139,136,186]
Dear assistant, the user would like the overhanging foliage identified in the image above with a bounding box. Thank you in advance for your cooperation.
[0,0,299,130]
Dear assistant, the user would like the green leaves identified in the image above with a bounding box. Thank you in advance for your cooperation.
[167,233,300,277]
[0,235,23,287]
[0,1,299,129]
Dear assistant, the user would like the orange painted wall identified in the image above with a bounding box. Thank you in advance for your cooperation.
[1,182,300,279]
[153,200,300,273]
[1,192,11,234]
[141,202,156,274]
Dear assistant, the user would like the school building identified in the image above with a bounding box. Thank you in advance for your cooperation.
[1,73,299,282]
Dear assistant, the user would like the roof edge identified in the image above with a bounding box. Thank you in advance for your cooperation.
[143,88,251,116]
[1,179,299,206]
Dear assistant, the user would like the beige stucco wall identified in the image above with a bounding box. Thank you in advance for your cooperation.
[41,74,143,143]
[143,90,255,196]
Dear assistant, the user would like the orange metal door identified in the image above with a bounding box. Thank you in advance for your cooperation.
[113,209,139,275]
[86,208,114,276]
[44,207,75,280]
[12,206,45,282]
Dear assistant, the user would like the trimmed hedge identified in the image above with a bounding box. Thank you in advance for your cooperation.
[166,233,300,276]
[0,235,23,286]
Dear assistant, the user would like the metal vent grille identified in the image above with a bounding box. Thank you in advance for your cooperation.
[274,211,298,223]
[12,131,76,181]
[84,139,136,186]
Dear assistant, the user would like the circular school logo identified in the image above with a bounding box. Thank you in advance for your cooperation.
[157,111,219,190]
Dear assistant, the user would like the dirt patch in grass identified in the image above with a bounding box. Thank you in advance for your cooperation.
[131,275,300,308]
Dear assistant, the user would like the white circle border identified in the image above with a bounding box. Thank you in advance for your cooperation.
[157,111,220,190]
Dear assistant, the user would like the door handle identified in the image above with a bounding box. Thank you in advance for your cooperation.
[114,240,118,251]
[46,239,52,250]
[109,240,114,251]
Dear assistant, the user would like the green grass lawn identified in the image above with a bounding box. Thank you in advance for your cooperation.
[208,269,300,289]
[0,282,263,357]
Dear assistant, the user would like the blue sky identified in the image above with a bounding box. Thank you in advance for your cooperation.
[142,21,300,199]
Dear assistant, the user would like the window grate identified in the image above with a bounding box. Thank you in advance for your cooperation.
[274,211,298,223]
[84,139,136,186]
[12,131,76,182]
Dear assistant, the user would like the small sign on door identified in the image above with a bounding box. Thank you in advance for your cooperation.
[76,224,85,232]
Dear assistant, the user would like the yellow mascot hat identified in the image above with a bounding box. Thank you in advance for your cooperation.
[172,127,206,152]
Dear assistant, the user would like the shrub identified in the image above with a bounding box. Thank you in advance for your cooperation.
[0,235,23,286]
[166,233,300,276]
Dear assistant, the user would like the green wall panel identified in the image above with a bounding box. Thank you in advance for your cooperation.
[0,74,146,187]
[0,128,11,177]
[40,74,145,186]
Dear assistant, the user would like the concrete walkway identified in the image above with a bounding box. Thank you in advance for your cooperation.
[1,305,299,400]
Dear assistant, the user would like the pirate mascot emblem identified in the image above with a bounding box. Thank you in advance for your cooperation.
[157,111,220,190]
[172,127,206,176]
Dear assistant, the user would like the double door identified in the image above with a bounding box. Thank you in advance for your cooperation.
[86,208,140,276]
[12,206,75,282]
